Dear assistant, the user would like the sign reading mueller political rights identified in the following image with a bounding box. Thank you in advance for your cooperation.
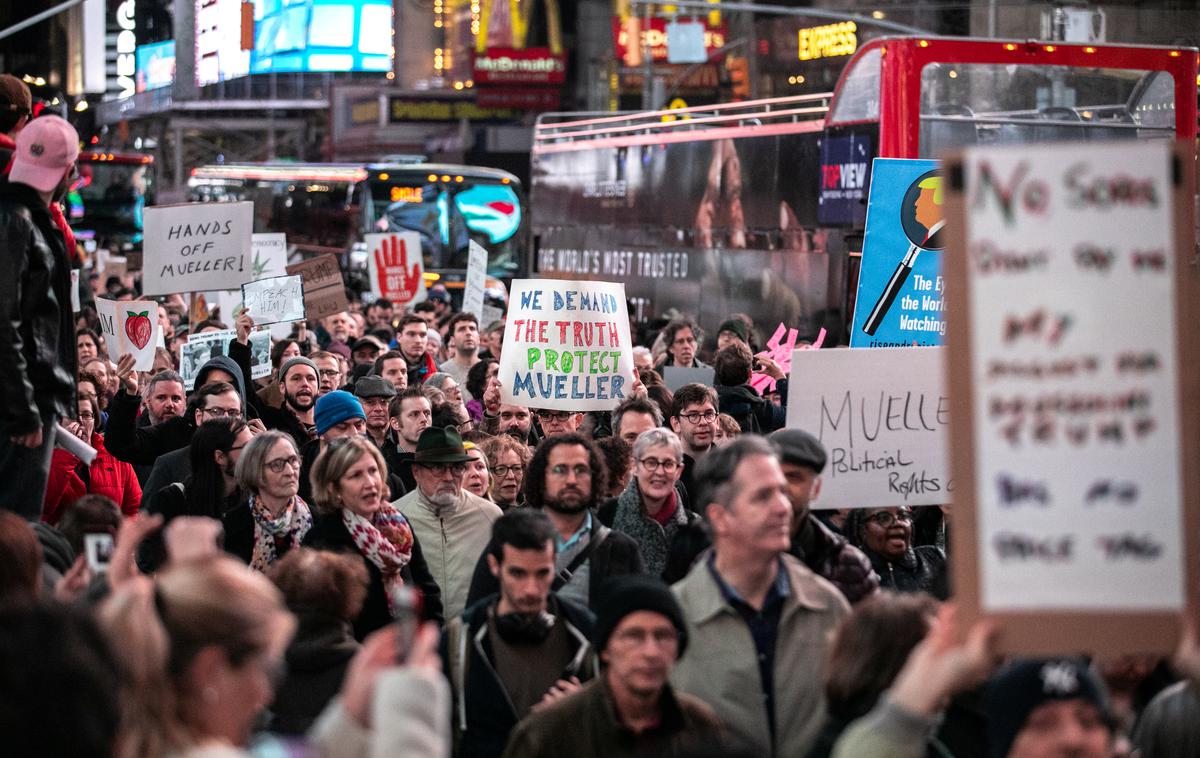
[499,279,634,412]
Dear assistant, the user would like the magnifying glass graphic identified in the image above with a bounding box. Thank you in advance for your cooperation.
[862,170,945,336]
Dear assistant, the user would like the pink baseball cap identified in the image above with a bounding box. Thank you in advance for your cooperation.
[9,116,79,192]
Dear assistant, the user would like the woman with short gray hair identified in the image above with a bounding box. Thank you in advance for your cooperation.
[234,430,312,572]
[599,427,699,577]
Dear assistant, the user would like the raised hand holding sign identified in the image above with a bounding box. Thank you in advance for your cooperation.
[366,232,426,307]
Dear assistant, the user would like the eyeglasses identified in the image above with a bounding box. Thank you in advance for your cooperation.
[677,410,717,424]
[638,457,679,473]
[264,455,301,473]
[865,510,914,528]
[491,465,523,478]
[201,407,243,419]
[537,411,573,421]
[549,464,591,479]
[611,627,679,648]
[77,411,95,420]
[317,369,341,379]
[419,462,467,476]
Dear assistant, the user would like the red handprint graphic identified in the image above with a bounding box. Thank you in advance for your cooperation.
[370,233,424,305]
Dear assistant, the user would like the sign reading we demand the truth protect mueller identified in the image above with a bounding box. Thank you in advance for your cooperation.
[498,279,634,412]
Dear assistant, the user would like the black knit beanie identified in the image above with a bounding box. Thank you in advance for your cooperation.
[593,575,689,657]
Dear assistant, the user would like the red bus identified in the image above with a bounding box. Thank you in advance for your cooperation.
[530,36,1197,345]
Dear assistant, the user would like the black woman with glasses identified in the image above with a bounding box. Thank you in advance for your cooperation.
[844,507,948,600]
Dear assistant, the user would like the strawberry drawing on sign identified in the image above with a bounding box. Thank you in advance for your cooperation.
[125,310,153,350]
[372,234,423,304]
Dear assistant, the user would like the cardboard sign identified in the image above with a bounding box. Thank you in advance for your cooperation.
[242,274,305,325]
[462,239,488,321]
[365,231,426,307]
[141,201,254,296]
[851,159,946,347]
[662,366,715,393]
[116,301,160,371]
[786,346,949,509]
[70,270,81,313]
[286,254,349,320]
[944,141,1199,656]
[250,233,289,280]
[178,329,270,390]
[498,279,634,412]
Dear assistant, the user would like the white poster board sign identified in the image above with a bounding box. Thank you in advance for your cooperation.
[786,346,949,509]
[115,300,160,371]
[462,240,488,320]
[963,141,1184,613]
[178,329,271,390]
[250,233,289,280]
[365,231,426,308]
[498,279,635,412]
[141,201,254,296]
[242,274,305,325]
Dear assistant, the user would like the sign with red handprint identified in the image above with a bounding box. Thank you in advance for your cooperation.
[366,232,426,307]
[116,300,160,371]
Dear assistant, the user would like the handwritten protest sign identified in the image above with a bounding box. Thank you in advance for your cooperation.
[142,202,254,296]
[944,141,1199,655]
[117,301,159,370]
[366,232,426,307]
[785,346,949,509]
[242,275,305,325]
[851,159,946,347]
[499,279,634,412]
[286,254,349,320]
[178,329,271,390]
[462,240,488,320]
[750,324,827,395]
[250,233,289,280]
[95,297,117,354]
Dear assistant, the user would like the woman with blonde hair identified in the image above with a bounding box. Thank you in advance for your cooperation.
[304,436,443,636]
[99,555,296,758]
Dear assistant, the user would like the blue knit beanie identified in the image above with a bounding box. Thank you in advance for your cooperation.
[314,390,365,436]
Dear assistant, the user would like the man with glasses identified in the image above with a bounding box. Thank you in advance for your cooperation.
[395,425,502,619]
[503,575,721,758]
[312,350,348,396]
[534,409,583,439]
[470,434,642,612]
[668,384,719,503]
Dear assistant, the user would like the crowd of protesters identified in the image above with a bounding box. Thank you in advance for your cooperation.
[2,72,1200,758]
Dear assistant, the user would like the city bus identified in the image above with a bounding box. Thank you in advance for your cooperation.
[69,150,156,252]
[187,161,526,299]
[530,36,1198,346]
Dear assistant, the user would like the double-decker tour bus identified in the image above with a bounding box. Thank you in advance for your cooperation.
[69,150,156,252]
[531,36,1198,345]
[187,161,525,300]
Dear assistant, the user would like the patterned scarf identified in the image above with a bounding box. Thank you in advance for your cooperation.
[249,494,313,573]
[341,504,415,614]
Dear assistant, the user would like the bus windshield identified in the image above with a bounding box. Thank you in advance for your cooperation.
[69,158,154,246]
[919,64,1176,157]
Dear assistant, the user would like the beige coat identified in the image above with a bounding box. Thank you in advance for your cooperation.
[670,551,850,758]
[395,487,502,620]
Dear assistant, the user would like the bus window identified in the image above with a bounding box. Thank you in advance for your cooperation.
[70,161,153,244]
[919,63,1174,158]
[828,47,881,123]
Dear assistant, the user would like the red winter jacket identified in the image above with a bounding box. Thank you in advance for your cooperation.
[43,432,142,523]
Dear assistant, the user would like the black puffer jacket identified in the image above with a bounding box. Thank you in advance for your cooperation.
[863,544,949,600]
[0,181,76,434]
[715,381,787,434]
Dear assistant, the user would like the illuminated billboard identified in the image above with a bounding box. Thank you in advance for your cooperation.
[136,41,176,92]
[251,0,393,73]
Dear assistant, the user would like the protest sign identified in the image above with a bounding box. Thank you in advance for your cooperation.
[242,275,305,325]
[286,254,349,320]
[850,159,946,347]
[786,346,949,509]
[95,297,117,353]
[365,231,426,307]
[943,141,1199,656]
[70,270,80,313]
[115,301,160,371]
[250,233,289,280]
[462,240,488,320]
[499,279,634,412]
[662,366,714,393]
[178,329,271,389]
[481,303,504,328]
[749,324,827,395]
[141,201,254,296]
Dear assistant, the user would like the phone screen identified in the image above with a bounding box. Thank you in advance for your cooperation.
[84,532,115,574]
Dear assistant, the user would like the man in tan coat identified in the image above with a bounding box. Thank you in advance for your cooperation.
[671,435,850,756]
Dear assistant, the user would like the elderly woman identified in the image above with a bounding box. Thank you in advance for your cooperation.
[462,441,490,500]
[304,436,443,637]
[232,430,312,572]
[480,433,531,511]
[845,506,948,600]
[598,428,698,578]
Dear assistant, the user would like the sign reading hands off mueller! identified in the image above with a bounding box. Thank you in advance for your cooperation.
[786,346,950,509]
[498,279,634,412]
[141,201,254,296]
